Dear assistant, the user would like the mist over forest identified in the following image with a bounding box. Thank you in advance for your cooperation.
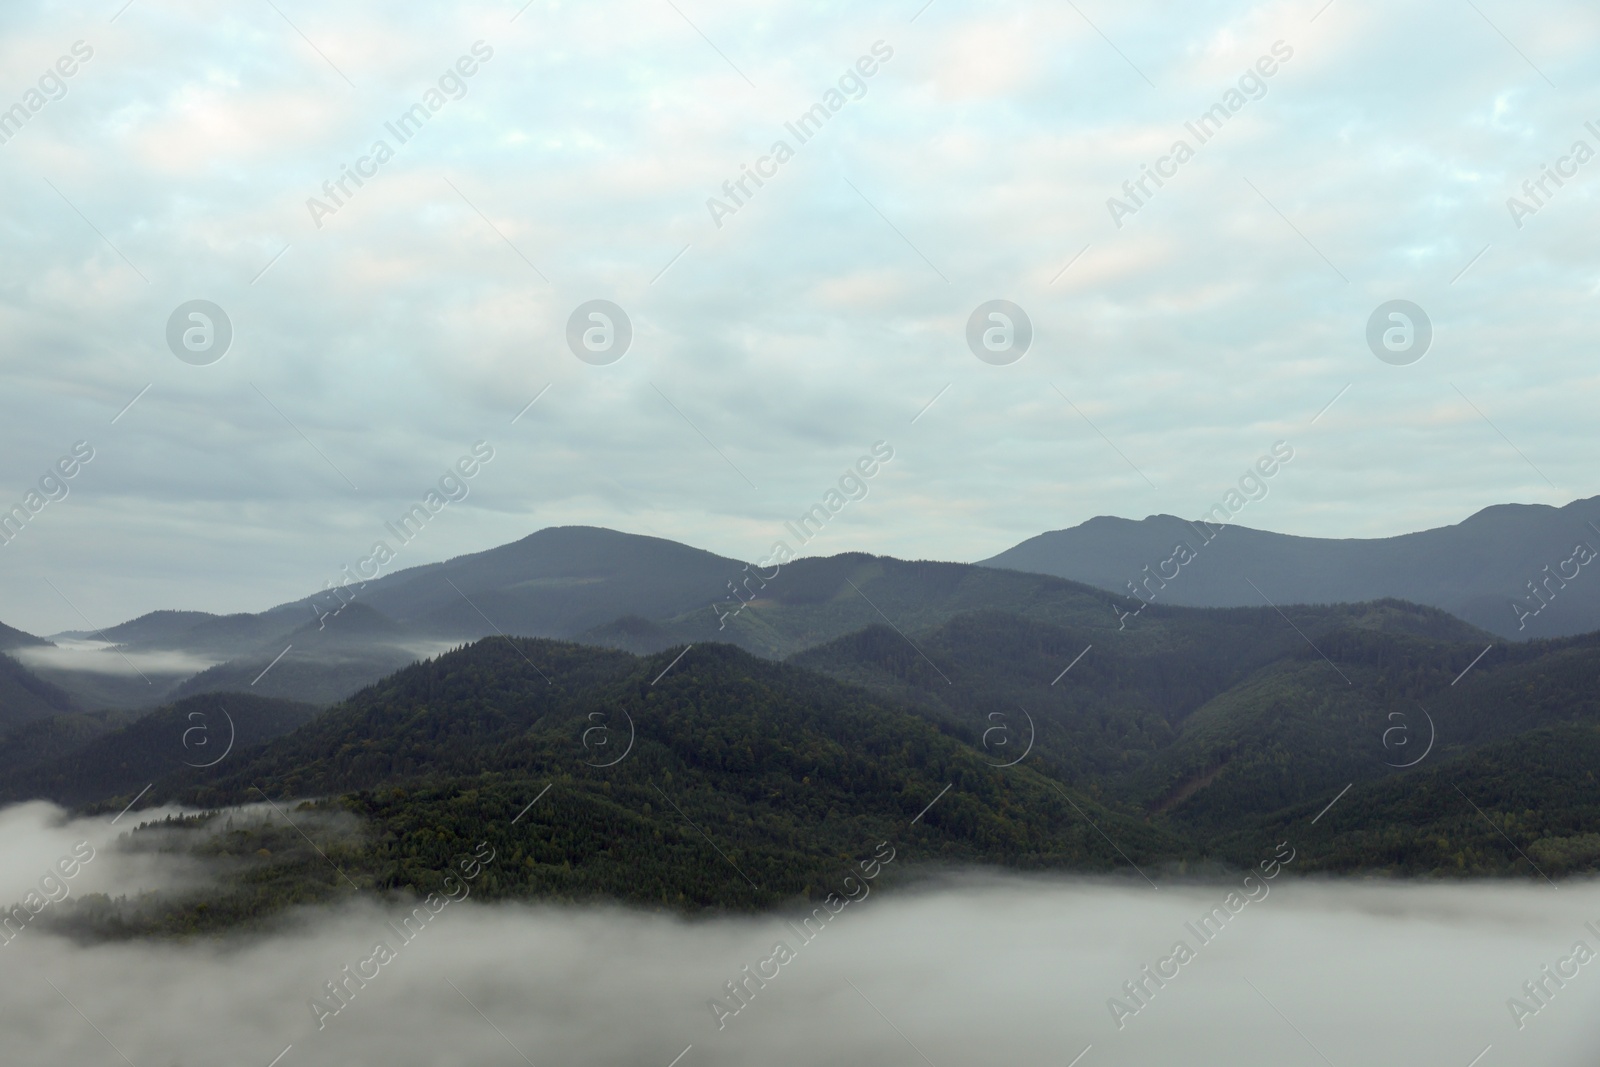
[2,799,1596,1066]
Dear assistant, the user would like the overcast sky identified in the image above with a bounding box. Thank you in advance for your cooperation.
[2,0,1597,634]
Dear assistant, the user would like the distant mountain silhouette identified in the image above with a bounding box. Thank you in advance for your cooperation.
[165,603,431,706]
[981,498,1600,639]
[57,609,307,659]
[267,525,747,639]
[29,497,1600,710]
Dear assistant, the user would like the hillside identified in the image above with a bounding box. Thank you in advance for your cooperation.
[0,619,49,651]
[55,638,1193,933]
[1213,723,1600,877]
[787,600,1600,869]
[165,603,432,706]
[0,692,321,806]
[82,609,305,659]
[0,652,77,728]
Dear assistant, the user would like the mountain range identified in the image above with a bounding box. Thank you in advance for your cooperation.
[4,498,1600,928]
[17,495,1600,714]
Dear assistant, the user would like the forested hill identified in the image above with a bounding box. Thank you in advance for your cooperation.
[0,692,320,806]
[0,652,76,728]
[0,620,49,651]
[91,638,1186,931]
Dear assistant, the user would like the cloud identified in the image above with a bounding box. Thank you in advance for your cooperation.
[1,0,1597,633]
[0,801,204,906]
[0,797,1596,1067]
[12,639,219,676]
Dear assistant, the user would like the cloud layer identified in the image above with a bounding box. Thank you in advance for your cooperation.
[0,796,1597,1066]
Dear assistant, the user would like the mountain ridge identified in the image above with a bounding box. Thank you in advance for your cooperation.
[980,495,1600,639]
[8,493,1597,716]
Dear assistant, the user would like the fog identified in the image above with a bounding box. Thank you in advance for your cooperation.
[2,803,1597,1066]
[14,639,219,676]
[397,639,469,662]
[0,801,217,903]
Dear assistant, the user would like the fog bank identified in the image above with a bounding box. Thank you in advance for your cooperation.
[1,804,1597,1066]
[14,638,219,676]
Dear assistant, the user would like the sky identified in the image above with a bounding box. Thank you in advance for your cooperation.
[2,0,1598,634]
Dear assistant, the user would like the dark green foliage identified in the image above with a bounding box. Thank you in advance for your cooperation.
[1212,724,1600,877]
[72,639,1191,933]
[790,603,1600,875]
[0,710,131,780]
[0,651,77,727]
[2,693,321,806]
[43,807,368,940]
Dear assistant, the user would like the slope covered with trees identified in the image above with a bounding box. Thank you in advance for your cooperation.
[52,639,1189,934]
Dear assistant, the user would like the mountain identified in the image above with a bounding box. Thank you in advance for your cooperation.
[45,529,1505,711]
[785,595,1600,875]
[587,552,1150,658]
[60,527,752,707]
[1116,626,1600,836]
[57,610,224,647]
[267,525,747,639]
[65,535,1194,708]
[34,498,1600,713]
[980,498,1600,640]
